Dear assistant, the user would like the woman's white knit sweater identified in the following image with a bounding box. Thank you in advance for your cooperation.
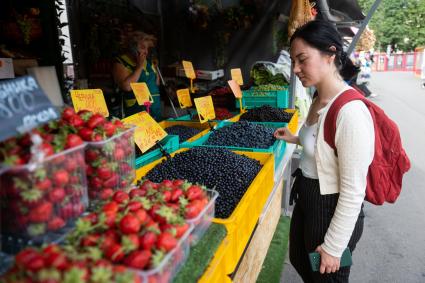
[315,87,375,257]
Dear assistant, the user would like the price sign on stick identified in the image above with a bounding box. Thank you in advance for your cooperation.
[122,111,167,153]
[227,80,243,98]
[176,88,192,108]
[130,82,154,105]
[182,60,196,79]
[0,76,59,141]
[194,96,215,124]
[231,68,244,85]
[71,89,109,117]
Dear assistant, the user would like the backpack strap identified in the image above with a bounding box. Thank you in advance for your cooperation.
[324,89,366,155]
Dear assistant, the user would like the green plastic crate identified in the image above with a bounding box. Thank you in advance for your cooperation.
[183,121,287,173]
[235,88,289,109]
[135,135,179,168]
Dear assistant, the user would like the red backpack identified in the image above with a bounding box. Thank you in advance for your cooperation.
[324,89,411,205]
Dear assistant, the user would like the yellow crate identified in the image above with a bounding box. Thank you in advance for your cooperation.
[227,109,299,134]
[198,236,233,283]
[158,120,217,144]
[135,149,275,279]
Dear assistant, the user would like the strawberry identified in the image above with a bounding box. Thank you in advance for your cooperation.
[114,147,125,160]
[89,176,103,190]
[99,188,114,200]
[101,230,119,250]
[15,248,45,272]
[72,202,85,217]
[185,200,203,219]
[129,189,145,198]
[36,178,52,191]
[87,114,106,129]
[81,234,101,247]
[103,174,119,188]
[186,185,204,201]
[103,122,116,137]
[133,209,148,224]
[113,190,129,204]
[104,243,125,263]
[62,107,75,120]
[65,134,83,149]
[113,119,125,127]
[139,231,157,250]
[47,217,65,231]
[43,249,68,270]
[59,202,73,220]
[85,149,99,162]
[173,223,190,238]
[162,190,172,202]
[123,250,151,269]
[29,201,53,223]
[161,180,173,188]
[83,212,98,224]
[102,201,119,213]
[119,214,141,234]
[127,201,142,212]
[53,169,70,186]
[78,127,94,141]
[172,179,185,186]
[156,232,177,252]
[96,167,112,180]
[48,187,66,203]
[103,210,117,228]
[93,134,103,141]
[68,114,85,128]
[170,188,184,202]
[124,233,140,250]
[65,157,78,171]
[40,142,55,156]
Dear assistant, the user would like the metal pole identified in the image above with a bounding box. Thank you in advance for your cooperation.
[346,0,382,56]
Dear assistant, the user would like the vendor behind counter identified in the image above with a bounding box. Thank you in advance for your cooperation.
[112,31,161,120]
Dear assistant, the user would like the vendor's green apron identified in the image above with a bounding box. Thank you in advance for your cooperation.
[115,55,161,120]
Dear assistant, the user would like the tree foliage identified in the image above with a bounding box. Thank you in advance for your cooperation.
[358,0,425,51]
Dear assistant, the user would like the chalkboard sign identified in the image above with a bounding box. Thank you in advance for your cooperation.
[0,76,59,142]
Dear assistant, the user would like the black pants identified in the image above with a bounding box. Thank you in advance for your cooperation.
[289,169,364,283]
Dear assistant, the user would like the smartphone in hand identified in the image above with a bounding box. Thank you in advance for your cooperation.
[309,247,352,272]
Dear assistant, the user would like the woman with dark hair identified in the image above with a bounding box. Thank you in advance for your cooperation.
[274,20,374,282]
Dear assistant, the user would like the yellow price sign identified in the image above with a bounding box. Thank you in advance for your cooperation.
[194,96,215,123]
[122,111,167,153]
[71,89,109,117]
[130,82,154,105]
[176,88,192,108]
[182,60,196,79]
[231,68,244,85]
[227,80,243,99]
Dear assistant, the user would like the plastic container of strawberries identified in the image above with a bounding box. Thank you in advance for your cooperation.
[186,189,219,246]
[0,144,88,255]
[131,226,193,283]
[85,126,136,205]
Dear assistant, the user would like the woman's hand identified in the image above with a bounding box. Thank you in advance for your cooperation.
[274,127,299,144]
[136,51,147,69]
[315,245,340,274]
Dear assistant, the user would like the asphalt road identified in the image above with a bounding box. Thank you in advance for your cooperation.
[280,72,425,283]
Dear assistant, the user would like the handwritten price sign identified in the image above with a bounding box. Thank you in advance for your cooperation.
[194,96,215,123]
[182,60,196,79]
[0,76,59,141]
[122,111,167,153]
[231,68,244,85]
[176,89,192,108]
[130,82,153,105]
[71,89,109,117]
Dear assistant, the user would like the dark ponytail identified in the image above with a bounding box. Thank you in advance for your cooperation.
[290,20,355,77]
